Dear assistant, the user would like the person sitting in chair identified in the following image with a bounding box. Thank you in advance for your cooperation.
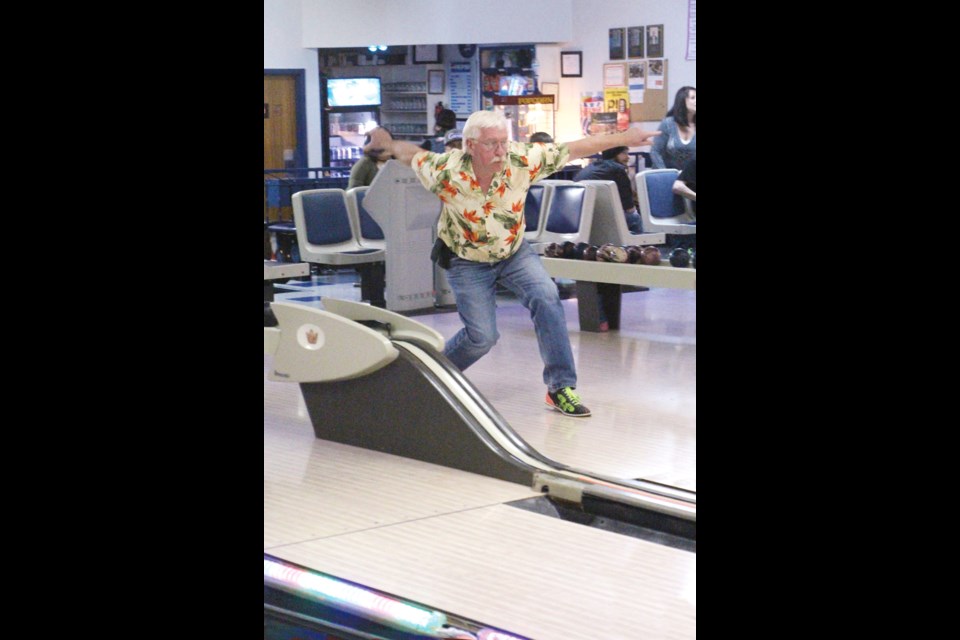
[443,129,463,151]
[573,145,642,233]
[672,155,696,216]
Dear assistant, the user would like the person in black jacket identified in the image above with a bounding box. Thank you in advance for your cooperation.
[573,146,642,232]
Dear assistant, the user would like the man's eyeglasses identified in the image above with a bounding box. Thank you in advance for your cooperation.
[473,139,509,150]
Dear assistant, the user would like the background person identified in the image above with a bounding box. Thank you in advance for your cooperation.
[650,86,696,170]
[348,127,394,189]
[435,106,457,136]
[672,155,696,215]
[573,145,642,233]
[572,145,641,332]
[529,131,554,144]
[443,129,463,151]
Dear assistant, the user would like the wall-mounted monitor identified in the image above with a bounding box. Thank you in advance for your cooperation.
[327,77,382,107]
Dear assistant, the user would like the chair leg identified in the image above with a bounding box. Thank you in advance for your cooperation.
[574,282,623,332]
[358,262,386,308]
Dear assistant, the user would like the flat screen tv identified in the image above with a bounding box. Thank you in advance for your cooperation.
[327,77,382,107]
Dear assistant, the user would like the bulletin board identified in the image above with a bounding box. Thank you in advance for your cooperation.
[631,59,668,122]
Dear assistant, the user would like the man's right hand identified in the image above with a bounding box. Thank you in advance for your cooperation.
[623,127,660,146]
[366,127,431,166]
[364,127,394,158]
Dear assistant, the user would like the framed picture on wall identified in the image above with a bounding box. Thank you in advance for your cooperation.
[561,51,582,77]
[603,63,627,88]
[646,25,664,58]
[428,70,445,94]
[609,28,625,60]
[540,82,559,111]
[628,26,645,58]
[413,45,441,64]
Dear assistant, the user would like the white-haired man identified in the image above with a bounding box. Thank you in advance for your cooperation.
[365,110,658,417]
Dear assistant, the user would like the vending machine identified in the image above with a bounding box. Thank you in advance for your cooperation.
[322,76,382,170]
[492,95,555,143]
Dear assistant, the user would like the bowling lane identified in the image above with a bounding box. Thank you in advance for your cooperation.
[271,503,696,640]
[265,357,695,639]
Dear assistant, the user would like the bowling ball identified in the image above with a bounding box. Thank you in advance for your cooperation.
[640,246,661,265]
[574,242,590,260]
[561,241,577,259]
[584,245,599,261]
[669,247,691,268]
[596,243,614,261]
[626,245,643,264]
[544,242,560,257]
[599,244,628,263]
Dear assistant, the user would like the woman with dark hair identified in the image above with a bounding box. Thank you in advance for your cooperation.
[650,86,696,170]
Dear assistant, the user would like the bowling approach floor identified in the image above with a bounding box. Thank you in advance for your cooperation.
[264,270,696,639]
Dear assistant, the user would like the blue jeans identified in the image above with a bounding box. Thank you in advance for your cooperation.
[443,241,577,392]
[626,210,642,233]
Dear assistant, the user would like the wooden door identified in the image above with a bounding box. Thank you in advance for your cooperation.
[264,74,299,256]
[264,75,297,172]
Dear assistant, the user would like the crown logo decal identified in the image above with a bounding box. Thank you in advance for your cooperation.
[306,329,318,345]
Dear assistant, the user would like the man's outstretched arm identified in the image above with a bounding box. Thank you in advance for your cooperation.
[564,127,660,162]
[364,125,661,166]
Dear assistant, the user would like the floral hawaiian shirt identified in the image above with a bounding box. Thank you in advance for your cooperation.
[411,141,570,262]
